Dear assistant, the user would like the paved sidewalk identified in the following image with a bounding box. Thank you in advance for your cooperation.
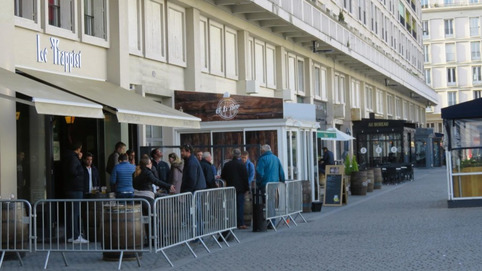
[2,167,481,270]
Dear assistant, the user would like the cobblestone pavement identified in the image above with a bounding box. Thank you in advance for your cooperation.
[3,167,482,270]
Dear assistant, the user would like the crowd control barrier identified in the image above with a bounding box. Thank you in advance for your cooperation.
[265,180,307,231]
[0,200,32,268]
[33,198,151,270]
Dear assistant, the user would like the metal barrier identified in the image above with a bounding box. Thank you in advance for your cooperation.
[34,198,151,270]
[0,200,32,268]
[265,181,307,231]
[193,187,239,249]
[152,192,193,267]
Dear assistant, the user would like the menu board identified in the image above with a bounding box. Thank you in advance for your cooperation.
[323,165,345,206]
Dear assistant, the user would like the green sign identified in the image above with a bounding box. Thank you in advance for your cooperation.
[317,131,336,138]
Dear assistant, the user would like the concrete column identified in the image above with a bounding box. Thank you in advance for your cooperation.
[305,58,314,104]
[0,1,18,198]
[185,8,201,91]
[275,46,287,99]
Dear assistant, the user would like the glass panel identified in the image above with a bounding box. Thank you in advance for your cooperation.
[450,119,482,149]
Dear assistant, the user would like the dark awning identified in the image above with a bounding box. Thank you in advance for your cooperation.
[442,98,482,119]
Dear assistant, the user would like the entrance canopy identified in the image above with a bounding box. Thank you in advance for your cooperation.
[0,68,103,118]
[19,68,201,128]
[317,128,355,141]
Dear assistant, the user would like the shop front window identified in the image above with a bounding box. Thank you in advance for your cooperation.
[286,131,298,180]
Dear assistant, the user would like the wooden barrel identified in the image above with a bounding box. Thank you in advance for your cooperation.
[350,171,367,195]
[373,168,383,189]
[102,204,143,261]
[302,180,312,213]
[244,192,253,226]
[83,194,108,241]
[366,169,375,192]
[1,202,28,249]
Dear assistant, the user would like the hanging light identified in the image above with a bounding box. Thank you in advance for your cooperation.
[16,112,20,120]
[65,116,75,124]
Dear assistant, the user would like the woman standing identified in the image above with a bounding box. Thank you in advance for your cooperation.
[133,157,175,214]
[167,153,183,193]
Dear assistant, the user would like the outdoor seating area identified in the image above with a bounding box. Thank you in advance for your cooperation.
[380,163,414,184]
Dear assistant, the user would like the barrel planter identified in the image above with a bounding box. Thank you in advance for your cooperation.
[366,169,375,192]
[302,180,312,213]
[102,204,143,261]
[373,168,383,189]
[350,171,367,195]
[1,201,29,250]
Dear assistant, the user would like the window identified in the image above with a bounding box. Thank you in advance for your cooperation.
[474,90,482,99]
[444,19,453,36]
[402,101,408,120]
[200,17,209,72]
[167,3,186,66]
[421,0,428,8]
[387,95,394,116]
[365,86,373,111]
[351,79,360,108]
[146,125,163,146]
[84,0,106,39]
[266,45,276,88]
[15,0,37,21]
[447,67,456,85]
[425,69,431,85]
[470,17,480,37]
[422,20,429,37]
[128,0,142,53]
[424,45,430,63]
[287,54,296,91]
[209,21,224,76]
[447,92,457,106]
[313,65,327,100]
[471,42,481,60]
[48,0,74,30]
[473,66,482,83]
[145,0,166,61]
[395,98,402,118]
[334,74,345,104]
[444,0,454,5]
[297,59,305,94]
[225,27,238,79]
[376,89,384,114]
[445,43,455,62]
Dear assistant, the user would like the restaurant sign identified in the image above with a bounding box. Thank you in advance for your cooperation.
[36,34,82,73]
[174,90,283,121]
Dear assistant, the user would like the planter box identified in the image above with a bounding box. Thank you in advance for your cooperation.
[453,167,482,197]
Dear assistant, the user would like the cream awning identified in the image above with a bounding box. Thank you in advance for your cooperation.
[0,68,104,118]
[19,68,201,129]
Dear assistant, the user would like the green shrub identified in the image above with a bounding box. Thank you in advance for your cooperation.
[344,155,352,175]
[352,156,359,172]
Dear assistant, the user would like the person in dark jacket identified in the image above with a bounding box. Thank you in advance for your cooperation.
[151,148,170,183]
[63,141,89,244]
[133,157,175,214]
[83,152,100,194]
[221,148,249,229]
[320,147,335,175]
[180,144,207,193]
[200,152,217,188]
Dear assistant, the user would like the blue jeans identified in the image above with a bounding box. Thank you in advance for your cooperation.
[65,191,83,239]
[236,192,245,227]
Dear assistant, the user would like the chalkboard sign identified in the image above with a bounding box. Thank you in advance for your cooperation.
[323,165,345,206]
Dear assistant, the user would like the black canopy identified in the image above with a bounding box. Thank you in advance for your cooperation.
[441,98,482,119]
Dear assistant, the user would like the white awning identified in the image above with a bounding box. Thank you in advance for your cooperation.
[318,128,355,141]
[19,68,201,129]
[0,67,104,118]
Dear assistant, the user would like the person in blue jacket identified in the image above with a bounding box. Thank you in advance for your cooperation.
[256,144,285,190]
[110,153,136,198]
[255,144,285,229]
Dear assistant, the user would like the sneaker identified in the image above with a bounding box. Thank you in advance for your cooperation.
[72,236,89,244]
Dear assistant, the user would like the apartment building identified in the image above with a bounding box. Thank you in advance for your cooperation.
[0,0,435,201]
[422,0,482,133]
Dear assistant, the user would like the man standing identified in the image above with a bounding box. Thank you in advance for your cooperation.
[200,152,217,188]
[241,151,255,190]
[106,142,126,175]
[83,152,100,194]
[256,144,285,189]
[151,148,170,183]
[180,144,207,193]
[221,149,249,229]
[196,151,203,162]
[63,141,89,243]
[320,147,335,175]
[255,144,285,230]
[110,153,136,198]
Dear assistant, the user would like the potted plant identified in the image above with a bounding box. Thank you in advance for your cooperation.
[350,156,367,195]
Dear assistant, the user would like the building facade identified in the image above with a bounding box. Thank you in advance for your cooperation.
[1,0,436,202]
[422,0,482,133]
